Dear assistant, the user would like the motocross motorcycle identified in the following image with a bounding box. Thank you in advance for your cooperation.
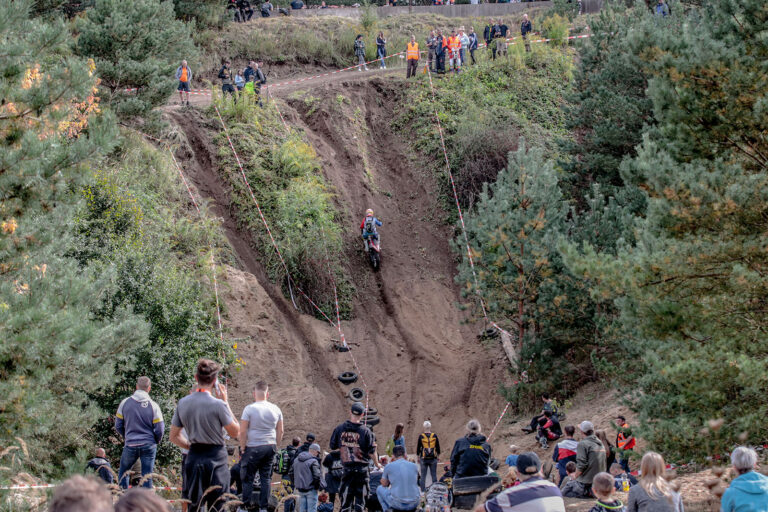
[363,235,381,271]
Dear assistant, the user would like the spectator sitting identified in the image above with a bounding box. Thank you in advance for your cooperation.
[85,447,114,484]
[377,445,421,512]
[610,463,638,490]
[573,421,607,499]
[318,492,334,512]
[450,419,492,479]
[553,425,578,484]
[439,464,453,483]
[716,446,767,512]
[261,0,272,16]
[115,487,170,512]
[473,452,565,512]
[505,445,520,468]
[560,461,578,492]
[49,476,113,512]
[597,429,617,469]
[627,452,683,512]
[502,467,519,488]
[589,472,626,512]
[536,410,562,449]
[522,393,557,434]
[320,1,328,7]
[290,0,305,9]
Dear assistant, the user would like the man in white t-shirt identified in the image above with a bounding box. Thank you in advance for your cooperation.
[239,381,284,512]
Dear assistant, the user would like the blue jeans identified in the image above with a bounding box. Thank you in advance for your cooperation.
[118,444,157,489]
[376,486,419,511]
[378,47,387,67]
[298,489,318,512]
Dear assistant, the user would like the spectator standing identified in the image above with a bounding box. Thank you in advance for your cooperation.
[589,473,626,512]
[293,443,323,512]
[235,70,245,91]
[354,35,368,71]
[553,425,578,484]
[387,423,406,456]
[175,60,192,106]
[574,421,607,498]
[505,445,520,468]
[377,445,421,512]
[376,32,387,70]
[718,447,767,512]
[483,19,494,59]
[169,359,240,512]
[115,488,170,512]
[426,31,437,73]
[468,27,478,65]
[450,419,491,479]
[299,433,318,455]
[496,19,509,57]
[597,430,617,469]
[434,30,446,74]
[417,421,441,491]
[474,452,565,512]
[219,61,235,97]
[115,376,164,489]
[239,381,284,512]
[615,416,636,473]
[521,14,532,52]
[261,0,273,16]
[459,27,469,66]
[85,448,114,484]
[322,449,344,506]
[406,35,419,79]
[49,476,113,512]
[654,0,669,17]
[330,402,376,512]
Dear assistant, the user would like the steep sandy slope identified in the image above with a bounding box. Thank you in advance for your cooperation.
[169,76,510,451]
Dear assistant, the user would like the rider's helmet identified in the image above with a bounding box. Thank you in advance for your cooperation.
[366,208,374,217]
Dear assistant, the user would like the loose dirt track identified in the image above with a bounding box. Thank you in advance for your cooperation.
[169,72,510,452]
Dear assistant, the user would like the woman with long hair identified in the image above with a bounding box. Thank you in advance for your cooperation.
[627,452,684,512]
[376,31,387,69]
[389,423,405,454]
[596,429,616,469]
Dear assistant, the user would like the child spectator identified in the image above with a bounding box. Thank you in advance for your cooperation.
[318,492,333,512]
[505,445,520,468]
[502,466,519,488]
[235,70,245,91]
[590,473,627,512]
[560,461,577,490]
[610,463,638,490]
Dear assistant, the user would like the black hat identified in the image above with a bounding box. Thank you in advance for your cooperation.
[306,433,316,442]
[351,402,365,415]
[516,452,542,475]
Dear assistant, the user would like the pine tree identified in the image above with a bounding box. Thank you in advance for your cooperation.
[565,0,768,460]
[0,0,148,475]
[75,0,198,119]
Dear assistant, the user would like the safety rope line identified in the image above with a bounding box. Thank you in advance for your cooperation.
[487,401,512,441]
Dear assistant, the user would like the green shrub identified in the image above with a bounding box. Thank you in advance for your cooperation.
[541,13,569,46]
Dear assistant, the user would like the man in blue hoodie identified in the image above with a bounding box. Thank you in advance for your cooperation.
[720,446,768,512]
[115,376,164,489]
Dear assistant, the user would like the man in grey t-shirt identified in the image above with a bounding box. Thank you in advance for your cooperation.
[170,359,239,512]
[239,381,284,512]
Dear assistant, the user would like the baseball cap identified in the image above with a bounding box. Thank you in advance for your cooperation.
[516,452,542,475]
[309,443,321,452]
[306,433,316,442]
[580,420,594,432]
[351,402,365,415]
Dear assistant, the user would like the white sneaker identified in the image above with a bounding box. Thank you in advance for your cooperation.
[358,68,362,71]
[364,66,369,70]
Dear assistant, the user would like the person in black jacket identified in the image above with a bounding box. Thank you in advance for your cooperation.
[85,448,114,484]
[330,402,376,512]
[434,30,446,74]
[521,14,533,52]
[483,18,494,59]
[322,450,343,507]
[292,444,323,512]
[218,61,235,97]
[237,0,254,21]
[450,419,491,479]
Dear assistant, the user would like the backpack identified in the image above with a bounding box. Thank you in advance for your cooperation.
[274,447,292,475]
[420,433,438,459]
[364,216,374,234]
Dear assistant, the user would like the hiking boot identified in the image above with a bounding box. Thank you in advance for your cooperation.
[522,427,534,434]
[539,437,548,449]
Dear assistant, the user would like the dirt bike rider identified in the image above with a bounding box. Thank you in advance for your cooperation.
[360,209,382,251]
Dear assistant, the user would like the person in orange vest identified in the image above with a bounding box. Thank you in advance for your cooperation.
[406,35,419,79]
[447,29,461,75]
[175,60,192,106]
[615,415,636,473]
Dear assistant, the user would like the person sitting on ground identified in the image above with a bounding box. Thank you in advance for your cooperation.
[474,452,565,512]
[715,446,766,512]
[237,0,254,21]
[290,0,305,9]
[439,464,452,483]
[536,410,563,448]
[49,475,113,512]
[318,492,334,512]
[553,425,578,484]
[377,445,421,512]
[573,421,607,499]
[85,447,114,484]
[505,445,520,468]
[502,466,519,488]
[450,419,492,479]
[523,393,557,434]
[261,0,272,16]
[590,472,626,512]
[115,487,171,512]
[361,208,382,250]
[610,463,638,490]
[560,461,578,492]
[292,443,323,512]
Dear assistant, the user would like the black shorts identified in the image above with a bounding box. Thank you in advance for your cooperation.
[178,81,190,92]
[222,84,235,94]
